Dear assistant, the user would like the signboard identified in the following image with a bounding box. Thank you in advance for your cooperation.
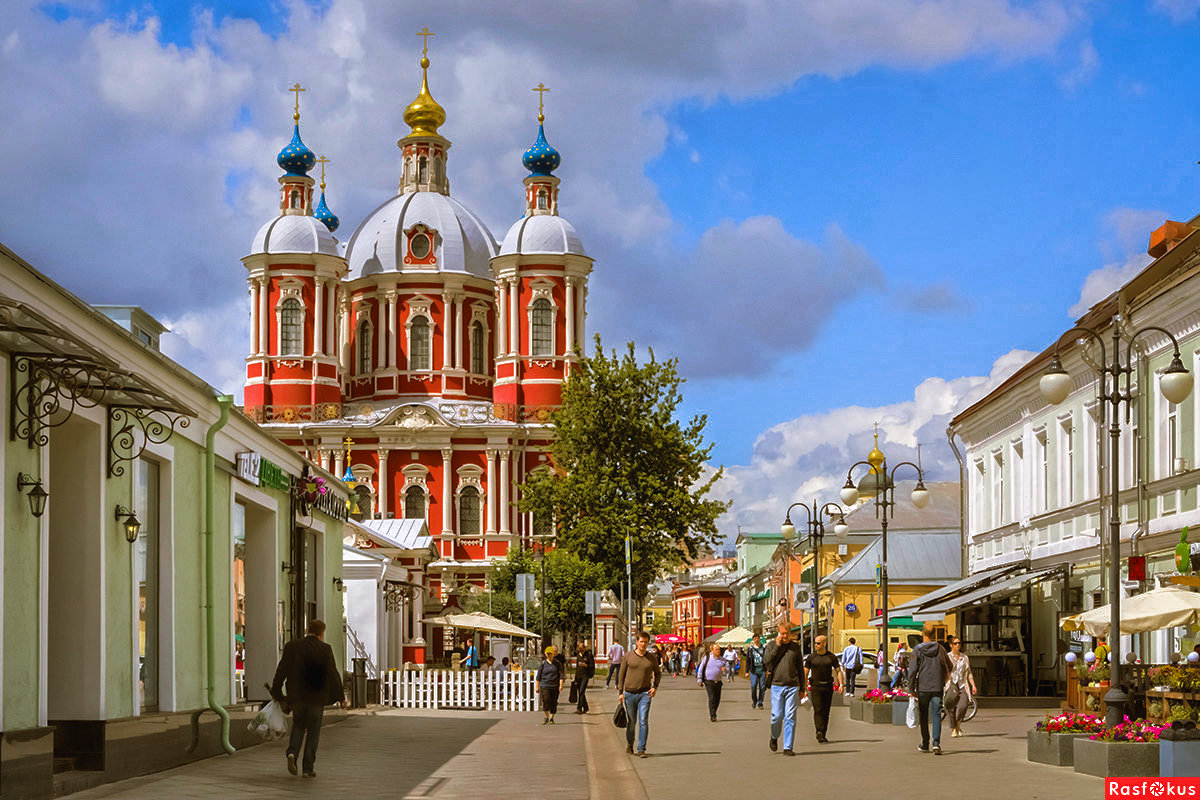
[1128,555,1146,582]
[624,537,631,568]
[516,573,535,602]
[792,584,809,608]
[875,564,882,587]
[845,602,858,614]
[236,452,261,485]
[585,590,603,615]
[236,452,291,491]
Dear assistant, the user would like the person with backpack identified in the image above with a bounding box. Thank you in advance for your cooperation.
[909,625,954,755]
[746,634,767,709]
[536,646,565,725]
[839,637,864,696]
[698,643,728,721]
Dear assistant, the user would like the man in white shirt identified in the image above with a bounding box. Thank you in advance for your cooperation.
[723,645,738,682]
[839,638,864,696]
[606,640,625,689]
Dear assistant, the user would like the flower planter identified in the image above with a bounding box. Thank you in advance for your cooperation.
[861,701,893,724]
[849,699,864,720]
[1073,738,1159,777]
[1027,730,1091,766]
[892,700,910,726]
[1160,739,1200,778]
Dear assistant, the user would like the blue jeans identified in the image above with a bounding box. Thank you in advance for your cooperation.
[770,685,799,750]
[749,673,765,707]
[624,691,652,752]
[917,691,943,748]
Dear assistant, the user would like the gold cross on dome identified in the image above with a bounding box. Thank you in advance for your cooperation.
[288,82,305,121]
[343,436,354,453]
[532,82,549,122]
[416,26,435,57]
[316,155,330,188]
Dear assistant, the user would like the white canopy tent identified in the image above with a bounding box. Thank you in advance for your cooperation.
[423,611,540,640]
[1061,585,1200,636]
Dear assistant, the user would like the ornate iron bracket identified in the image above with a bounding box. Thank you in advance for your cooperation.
[383,580,417,613]
[11,356,120,447]
[107,406,192,478]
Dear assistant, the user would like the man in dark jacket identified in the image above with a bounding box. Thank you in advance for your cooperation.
[575,639,595,714]
[271,619,346,778]
[908,625,953,755]
[763,622,805,756]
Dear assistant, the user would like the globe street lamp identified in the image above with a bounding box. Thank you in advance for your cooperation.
[839,429,930,686]
[1038,318,1192,727]
[781,500,848,652]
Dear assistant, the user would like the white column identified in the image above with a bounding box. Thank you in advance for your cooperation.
[320,449,331,472]
[339,291,351,376]
[334,451,345,480]
[377,449,389,518]
[249,281,259,355]
[578,284,588,350]
[485,449,498,535]
[564,278,575,357]
[441,294,452,372]
[496,282,507,358]
[387,293,399,369]
[508,278,519,355]
[314,279,324,356]
[258,277,269,356]
[376,294,386,372]
[499,450,510,534]
[441,448,454,536]
[453,296,464,370]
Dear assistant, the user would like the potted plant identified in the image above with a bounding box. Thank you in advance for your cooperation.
[856,689,893,724]
[1161,720,1200,777]
[1087,663,1110,686]
[1074,718,1164,777]
[1028,713,1106,766]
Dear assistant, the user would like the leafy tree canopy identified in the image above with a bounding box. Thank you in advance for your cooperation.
[518,337,729,603]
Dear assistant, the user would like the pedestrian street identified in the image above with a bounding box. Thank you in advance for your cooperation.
[66,671,1109,800]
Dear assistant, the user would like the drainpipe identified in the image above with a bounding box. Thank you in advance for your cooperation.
[947,425,967,578]
[206,396,235,755]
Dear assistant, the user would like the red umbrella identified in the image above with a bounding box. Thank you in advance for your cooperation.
[654,634,685,644]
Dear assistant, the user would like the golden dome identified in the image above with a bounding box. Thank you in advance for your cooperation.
[866,426,885,471]
[403,55,446,138]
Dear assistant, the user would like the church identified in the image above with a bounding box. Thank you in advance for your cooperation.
[242,35,593,606]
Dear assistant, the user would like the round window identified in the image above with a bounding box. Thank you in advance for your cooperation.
[410,233,431,260]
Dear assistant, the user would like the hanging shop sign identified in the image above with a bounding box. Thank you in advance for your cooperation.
[293,474,349,522]
[236,452,291,491]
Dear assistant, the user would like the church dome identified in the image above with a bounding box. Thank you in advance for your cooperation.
[403,56,446,139]
[343,191,497,279]
[313,191,339,233]
[499,214,586,256]
[277,125,316,176]
[250,214,338,256]
[522,124,561,176]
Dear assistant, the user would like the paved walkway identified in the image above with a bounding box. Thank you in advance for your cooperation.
[595,674,1105,800]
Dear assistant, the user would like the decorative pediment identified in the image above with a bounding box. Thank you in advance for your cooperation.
[377,403,452,431]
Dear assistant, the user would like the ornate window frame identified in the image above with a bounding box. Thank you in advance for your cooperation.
[401,464,430,522]
[355,301,374,375]
[405,294,435,372]
[527,278,558,357]
[275,278,307,357]
[455,464,485,539]
[468,302,490,375]
[403,224,438,268]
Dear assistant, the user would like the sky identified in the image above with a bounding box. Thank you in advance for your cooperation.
[3,0,1200,538]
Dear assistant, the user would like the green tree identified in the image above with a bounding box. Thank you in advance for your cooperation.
[518,337,729,604]
[650,616,672,636]
[541,548,607,642]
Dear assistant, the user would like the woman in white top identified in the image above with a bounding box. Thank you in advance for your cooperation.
[945,637,978,737]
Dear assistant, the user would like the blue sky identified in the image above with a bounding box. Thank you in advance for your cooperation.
[4,0,1200,531]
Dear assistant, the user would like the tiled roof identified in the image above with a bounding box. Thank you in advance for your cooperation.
[822,531,962,586]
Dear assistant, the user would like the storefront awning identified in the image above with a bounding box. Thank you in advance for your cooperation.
[913,567,1060,621]
[749,589,771,602]
[884,563,1027,620]
[868,614,926,629]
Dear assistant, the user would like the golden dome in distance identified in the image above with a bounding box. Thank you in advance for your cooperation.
[866,423,885,472]
[403,27,446,138]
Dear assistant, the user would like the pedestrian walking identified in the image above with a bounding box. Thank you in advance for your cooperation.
[463,639,478,670]
[909,624,954,755]
[698,643,727,721]
[269,619,346,779]
[839,637,864,696]
[944,636,977,738]
[618,631,662,757]
[536,646,564,724]
[606,639,625,689]
[680,647,691,676]
[805,635,843,744]
[723,645,738,682]
[764,622,805,756]
[893,643,910,689]
[574,639,595,714]
[747,634,767,709]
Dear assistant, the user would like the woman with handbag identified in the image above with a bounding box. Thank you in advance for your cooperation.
[944,637,977,738]
[536,646,565,725]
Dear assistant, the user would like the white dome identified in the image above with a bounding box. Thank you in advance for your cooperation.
[499,214,586,257]
[250,215,338,256]
[344,192,498,279]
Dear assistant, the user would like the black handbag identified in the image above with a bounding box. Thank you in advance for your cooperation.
[568,681,579,704]
[612,700,628,728]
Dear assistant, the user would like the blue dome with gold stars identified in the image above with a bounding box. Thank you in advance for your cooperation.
[522,124,561,176]
[313,191,339,233]
[277,125,316,176]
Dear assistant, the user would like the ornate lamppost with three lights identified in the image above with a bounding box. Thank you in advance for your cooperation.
[780,501,848,653]
[1038,317,1192,726]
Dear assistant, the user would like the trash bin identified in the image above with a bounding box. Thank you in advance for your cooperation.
[351,658,368,708]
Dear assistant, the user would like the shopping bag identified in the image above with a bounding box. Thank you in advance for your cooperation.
[248,700,289,740]
[568,681,579,704]
[613,700,628,729]
[906,697,918,729]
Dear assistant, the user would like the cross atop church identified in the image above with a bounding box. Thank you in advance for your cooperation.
[288,82,305,121]
[532,82,549,122]
[416,26,435,57]
[316,155,330,188]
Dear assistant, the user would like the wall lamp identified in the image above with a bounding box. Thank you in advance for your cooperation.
[114,505,142,544]
[333,577,346,592]
[17,473,48,518]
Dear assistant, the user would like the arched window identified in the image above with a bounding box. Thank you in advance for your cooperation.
[357,319,372,374]
[470,321,485,374]
[531,298,552,356]
[418,156,427,185]
[352,484,373,521]
[280,298,302,355]
[410,316,431,370]
[537,189,548,210]
[459,487,480,537]
[404,485,425,520]
[289,189,300,209]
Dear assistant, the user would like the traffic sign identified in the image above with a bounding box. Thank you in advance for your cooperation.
[585,590,603,615]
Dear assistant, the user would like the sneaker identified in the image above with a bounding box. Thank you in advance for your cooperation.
[626,745,634,754]
[933,744,942,755]
[287,753,298,776]
[302,771,316,778]
[710,715,717,722]
[918,745,930,753]
[817,735,828,744]
[542,718,549,725]
[638,751,647,758]
[769,737,778,752]
[783,749,795,756]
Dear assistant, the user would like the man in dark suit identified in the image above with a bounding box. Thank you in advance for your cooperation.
[271,619,345,778]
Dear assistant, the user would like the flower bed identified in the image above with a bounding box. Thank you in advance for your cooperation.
[1028,714,1106,766]
[1074,719,1166,778]
[850,693,893,723]
[860,689,891,703]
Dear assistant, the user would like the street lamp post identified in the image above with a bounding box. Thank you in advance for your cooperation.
[1038,318,1192,727]
[839,430,931,686]
[533,536,553,648]
[781,501,848,652]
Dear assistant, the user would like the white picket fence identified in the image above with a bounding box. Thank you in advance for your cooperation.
[381,669,539,711]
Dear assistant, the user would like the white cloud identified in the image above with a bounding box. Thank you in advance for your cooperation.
[1058,39,1099,91]
[1067,207,1164,318]
[715,348,1034,532]
[1152,0,1200,22]
[159,296,249,400]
